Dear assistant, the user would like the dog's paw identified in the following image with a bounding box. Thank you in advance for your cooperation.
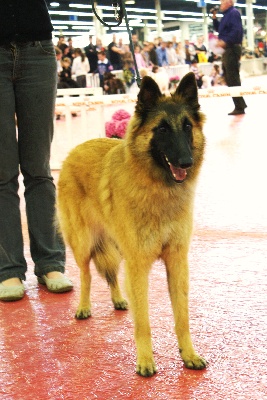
[136,360,157,377]
[113,299,128,310]
[75,308,91,319]
[183,354,207,370]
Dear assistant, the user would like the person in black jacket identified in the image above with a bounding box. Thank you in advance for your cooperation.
[84,35,98,73]
[0,0,73,302]
[212,0,247,115]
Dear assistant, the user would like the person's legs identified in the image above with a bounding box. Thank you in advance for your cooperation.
[222,46,247,111]
[76,75,86,88]
[0,44,27,284]
[14,40,66,278]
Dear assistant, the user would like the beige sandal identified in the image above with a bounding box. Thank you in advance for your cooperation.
[37,275,73,293]
[0,281,25,302]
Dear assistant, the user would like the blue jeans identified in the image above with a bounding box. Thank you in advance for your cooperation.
[0,40,65,282]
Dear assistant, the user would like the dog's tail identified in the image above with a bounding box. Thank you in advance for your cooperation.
[92,236,122,286]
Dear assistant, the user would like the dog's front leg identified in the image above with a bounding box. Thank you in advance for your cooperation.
[163,247,207,370]
[125,261,157,377]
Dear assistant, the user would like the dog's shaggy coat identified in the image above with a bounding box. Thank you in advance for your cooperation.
[57,72,207,376]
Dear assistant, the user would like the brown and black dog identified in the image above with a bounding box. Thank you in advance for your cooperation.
[57,72,207,376]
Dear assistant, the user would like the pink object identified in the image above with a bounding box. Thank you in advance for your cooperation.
[105,109,131,138]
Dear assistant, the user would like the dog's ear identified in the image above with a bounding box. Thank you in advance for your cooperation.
[175,72,200,110]
[136,76,162,113]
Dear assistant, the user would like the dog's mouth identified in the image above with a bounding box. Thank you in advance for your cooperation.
[164,155,187,183]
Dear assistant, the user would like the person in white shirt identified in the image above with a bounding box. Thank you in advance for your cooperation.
[166,41,177,65]
[71,48,90,87]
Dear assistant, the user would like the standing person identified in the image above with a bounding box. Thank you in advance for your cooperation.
[212,0,247,115]
[0,0,73,301]
[64,37,75,63]
[166,41,177,65]
[194,36,208,63]
[71,48,90,88]
[176,41,186,64]
[94,50,113,89]
[148,42,158,66]
[84,35,98,73]
[156,41,169,67]
[57,35,68,54]
[107,34,124,70]
[134,45,147,69]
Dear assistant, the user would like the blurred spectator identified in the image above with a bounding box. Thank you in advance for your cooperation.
[94,50,113,89]
[141,42,151,67]
[64,38,75,62]
[208,51,222,63]
[184,39,195,64]
[108,34,124,70]
[57,35,68,53]
[148,42,158,66]
[172,35,178,49]
[151,65,169,93]
[254,47,264,58]
[176,42,186,64]
[58,58,79,88]
[190,60,204,88]
[194,36,208,63]
[210,63,224,86]
[96,37,105,52]
[156,42,168,67]
[166,41,177,65]
[263,38,267,57]
[121,44,134,69]
[134,45,147,69]
[103,72,125,95]
[71,48,90,88]
[84,35,98,73]
[131,33,143,49]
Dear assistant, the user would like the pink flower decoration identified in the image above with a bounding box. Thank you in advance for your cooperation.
[105,121,117,138]
[112,109,131,121]
[115,119,129,137]
[105,109,132,139]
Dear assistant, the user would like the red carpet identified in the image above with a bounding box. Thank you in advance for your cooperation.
[0,77,266,399]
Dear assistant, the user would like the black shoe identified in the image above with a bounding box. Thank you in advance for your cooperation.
[228,109,245,115]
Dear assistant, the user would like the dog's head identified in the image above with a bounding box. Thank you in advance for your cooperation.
[127,72,205,184]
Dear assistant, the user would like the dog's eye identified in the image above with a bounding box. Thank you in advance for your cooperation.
[185,124,192,134]
[158,126,167,134]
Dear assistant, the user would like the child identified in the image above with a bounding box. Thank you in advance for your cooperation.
[71,48,90,88]
[58,57,79,88]
[94,51,113,89]
[210,63,223,86]
[190,60,204,88]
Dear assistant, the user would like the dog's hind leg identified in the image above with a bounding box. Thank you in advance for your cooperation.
[124,260,157,377]
[92,237,128,310]
[162,245,207,370]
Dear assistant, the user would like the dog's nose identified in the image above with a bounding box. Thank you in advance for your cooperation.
[179,157,193,169]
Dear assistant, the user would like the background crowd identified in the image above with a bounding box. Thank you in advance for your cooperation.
[55,32,267,93]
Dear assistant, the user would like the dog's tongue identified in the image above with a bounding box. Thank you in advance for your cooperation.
[170,165,187,181]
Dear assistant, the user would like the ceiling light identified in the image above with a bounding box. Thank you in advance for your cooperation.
[125,1,135,4]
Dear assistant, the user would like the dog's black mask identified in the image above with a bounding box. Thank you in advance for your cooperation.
[136,72,200,184]
[150,117,193,183]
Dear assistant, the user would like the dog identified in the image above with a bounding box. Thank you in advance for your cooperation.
[103,72,126,94]
[57,72,207,376]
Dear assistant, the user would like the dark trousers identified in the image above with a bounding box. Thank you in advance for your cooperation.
[222,45,247,110]
[0,40,65,282]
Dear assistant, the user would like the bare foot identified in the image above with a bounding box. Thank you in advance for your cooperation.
[46,271,65,279]
[1,278,22,286]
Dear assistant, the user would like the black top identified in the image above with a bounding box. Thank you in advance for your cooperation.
[0,0,53,44]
